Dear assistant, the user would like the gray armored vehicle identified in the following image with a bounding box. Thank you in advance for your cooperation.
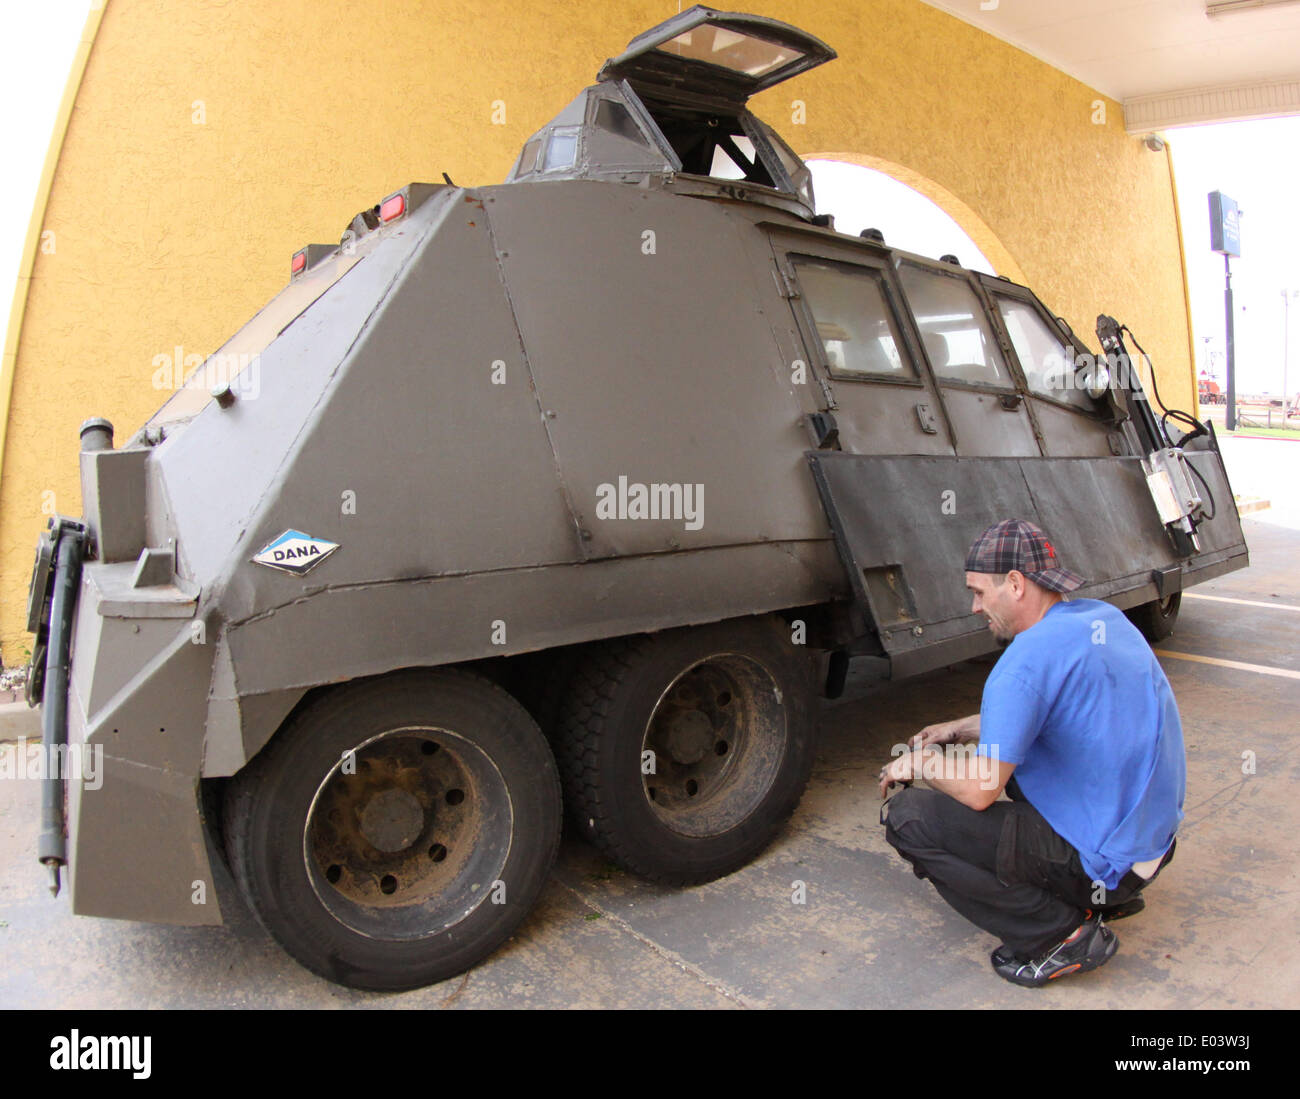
[27,6,1246,990]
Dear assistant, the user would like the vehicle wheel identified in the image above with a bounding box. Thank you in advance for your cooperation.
[504,647,585,743]
[1125,592,1181,643]
[223,668,561,991]
[557,616,817,885]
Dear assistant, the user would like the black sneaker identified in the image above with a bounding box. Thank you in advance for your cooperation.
[1096,894,1145,921]
[992,914,1118,987]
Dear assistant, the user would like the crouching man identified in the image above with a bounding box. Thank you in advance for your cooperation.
[878,519,1183,987]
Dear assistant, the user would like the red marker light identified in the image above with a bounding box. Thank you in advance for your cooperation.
[379,193,406,222]
[291,250,307,275]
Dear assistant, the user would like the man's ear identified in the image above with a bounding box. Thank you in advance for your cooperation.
[1006,570,1027,598]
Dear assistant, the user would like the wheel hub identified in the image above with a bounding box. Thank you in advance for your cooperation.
[664,708,714,765]
[302,726,513,940]
[359,788,426,852]
[641,655,786,838]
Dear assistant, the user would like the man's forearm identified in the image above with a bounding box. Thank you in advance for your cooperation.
[908,745,1008,810]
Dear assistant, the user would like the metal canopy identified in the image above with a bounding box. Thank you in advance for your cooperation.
[597,5,836,105]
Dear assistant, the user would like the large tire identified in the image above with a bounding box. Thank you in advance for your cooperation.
[224,668,561,991]
[1125,592,1181,644]
[557,616,817,885]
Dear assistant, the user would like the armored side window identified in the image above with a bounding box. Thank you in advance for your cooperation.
[996,297,1097,413]
[793,259,912,380]
[898,264,1010,389]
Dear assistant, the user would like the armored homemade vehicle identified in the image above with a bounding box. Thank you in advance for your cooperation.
[27,6,1247,990]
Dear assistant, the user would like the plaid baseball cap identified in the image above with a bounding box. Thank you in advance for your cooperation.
[964,519,1086,594]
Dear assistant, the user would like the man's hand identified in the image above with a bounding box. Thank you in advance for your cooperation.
[909,713,980,751]
[878,751,922,798]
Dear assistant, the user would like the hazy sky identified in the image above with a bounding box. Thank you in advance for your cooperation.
[1167,116,1300,398]
[2,4,1297,402]
[0,2,88,348]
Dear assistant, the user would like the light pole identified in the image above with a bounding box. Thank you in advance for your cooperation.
[1209,192,1241,430]
[1285,289,1300,419]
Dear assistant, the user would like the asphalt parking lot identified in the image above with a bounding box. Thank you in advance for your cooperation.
[1,441,1296,1010]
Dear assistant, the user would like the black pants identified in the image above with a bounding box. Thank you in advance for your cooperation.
[882,778,1175,958]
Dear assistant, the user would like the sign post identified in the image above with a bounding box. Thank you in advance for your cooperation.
[1209,191,1241,430]
[1284,289,1298,421]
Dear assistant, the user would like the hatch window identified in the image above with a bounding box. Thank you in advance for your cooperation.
[899,265,1010,388]
[997,297,1096,412]
[645,99,777,187]
[794,260,911,380]
[762,123,814,208]
[542,129,579,172]
[656,25,805,78]
[517,138,542,176]
[709,134,761,180]
[593,98,643,144]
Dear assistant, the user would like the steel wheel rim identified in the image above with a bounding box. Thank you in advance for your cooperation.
[640,653,788,838]
[302,725,513,941]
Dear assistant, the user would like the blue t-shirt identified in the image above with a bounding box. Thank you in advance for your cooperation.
[976,598,1185,891]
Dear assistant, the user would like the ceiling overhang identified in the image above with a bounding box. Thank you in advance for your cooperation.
[917,0,1300,132]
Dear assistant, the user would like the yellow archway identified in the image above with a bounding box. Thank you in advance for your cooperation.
[806,151,1029,287]
[0,0,1200,657]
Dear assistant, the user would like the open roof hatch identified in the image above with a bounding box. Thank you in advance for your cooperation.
[597,5,836,107]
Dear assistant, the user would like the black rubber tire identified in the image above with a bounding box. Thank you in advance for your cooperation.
[505,647,585,744]
[223,668,561,991]
[556,616,817,886]
[1125,592,1181,644]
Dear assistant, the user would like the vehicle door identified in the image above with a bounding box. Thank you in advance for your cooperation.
[767,230,954,457]
[981,280,1117,458]
[893,258,1044,458]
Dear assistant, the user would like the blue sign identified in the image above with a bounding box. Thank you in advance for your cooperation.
[1208,191,1240,257]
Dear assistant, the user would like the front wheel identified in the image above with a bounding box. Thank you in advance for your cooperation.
[1125,592,1181,643]
[224,668,561,991]
[557,616,817,885]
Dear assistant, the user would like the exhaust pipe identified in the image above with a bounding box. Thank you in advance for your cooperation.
[36,520,85,897]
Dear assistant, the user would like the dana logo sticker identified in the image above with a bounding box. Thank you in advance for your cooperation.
[253,530,339,575]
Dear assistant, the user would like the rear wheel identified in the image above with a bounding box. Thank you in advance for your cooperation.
[1125,592,1181,643]
[224,668,561,991]
[557,616,817,885]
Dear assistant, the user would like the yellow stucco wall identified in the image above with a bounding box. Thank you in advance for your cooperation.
[0,0,1196,661]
